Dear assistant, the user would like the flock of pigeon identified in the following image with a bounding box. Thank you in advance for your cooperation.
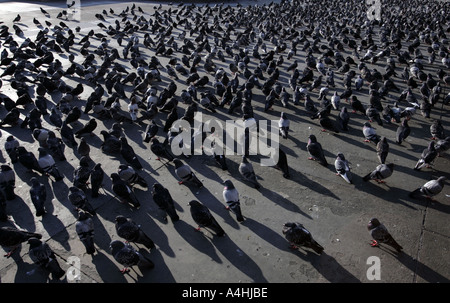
[0,0,449,281]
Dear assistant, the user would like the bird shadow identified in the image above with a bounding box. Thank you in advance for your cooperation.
[90,250,129,283]
[4,195,36,232]
[142,247,177,282]
[288,166,342,201]
[172,219,222,263]
[396,251,450,283]
[211,235,269,283]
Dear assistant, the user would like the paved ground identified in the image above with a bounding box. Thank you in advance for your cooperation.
[0,0,449,285]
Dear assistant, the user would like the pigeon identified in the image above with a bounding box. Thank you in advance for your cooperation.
[143,120,159,143]
[349,95,366,114]
[334,152,352,184]
[68,186,96,215]
[32,128,50,147]
[307,134,328,166]
[4,135,20,164]
[222,180,244,222]
[282,222,324,254]
[60,120,77,148]
[435,136,450,156]
[367,218,403,253]
[110,240,154,273]
[396,118,411,144]
[0,226,42,258]
[37,148,63,181]
[28,238,66,280]
[337,107,350,131]
[120,137,143,170]
[0,108,20,126]
[117,164,147,188]
[17,146,44,174]
[46,131,66,161]
[89,163,104,198]
[279,112,289,139]
[188,200,225,237]
[0,165,16,200]
[64,106,82,125]
[430,120,445,140]
[75,210,96,255]
[72,156,91,191]
[100,130,121,155]
[409,176,446,201]
[174,158,203,188]
[414,141,438,170]
[150,137,174,162]
[363,122,380,144]
[110,173,140,208]
[151,183,179,223]
[273,148,290,178]
[29,177,47,216]
[376,136,389,164]
[366,105,383,126]
[363,163,395,183]
[77,137,90,160]
[115,215,155,250]
[75,118,97,138]
[238,156,260,189]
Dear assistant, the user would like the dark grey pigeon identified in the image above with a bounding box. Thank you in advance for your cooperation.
[414,141,438,170]
[0,165,16,200]
[89,163,104,198]
[110,240,154,273]
[75,210,95,255]
[0,226,42,258]
[29,177,47,216]
[188,200,225,237]
[68,186,96,215]
[151,183,179,223]
[307,134,328,166]
[115,215,155,250]
[367,218,403,253]
[28,237,65,280]
[282,222,324,254]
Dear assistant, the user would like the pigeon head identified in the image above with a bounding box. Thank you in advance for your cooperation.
[27,237,42,247]
[6,135,15,142]
[110,240,126,254]
[188,200,201,207]
[367,218,381,230]
[110,173,120,181]
[1,165,12,172]
[78,210,89,221]
[38,147,47,156]
[173,158,183,168]
[336,152,345,160]
[80,156,90,167]
[223,179,234,189]
[115,215,127,224]
[152,182,164,192]
[308,134,317,143]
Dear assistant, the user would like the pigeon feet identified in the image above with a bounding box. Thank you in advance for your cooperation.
[120,268,130,274]
[370,240,379,247]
